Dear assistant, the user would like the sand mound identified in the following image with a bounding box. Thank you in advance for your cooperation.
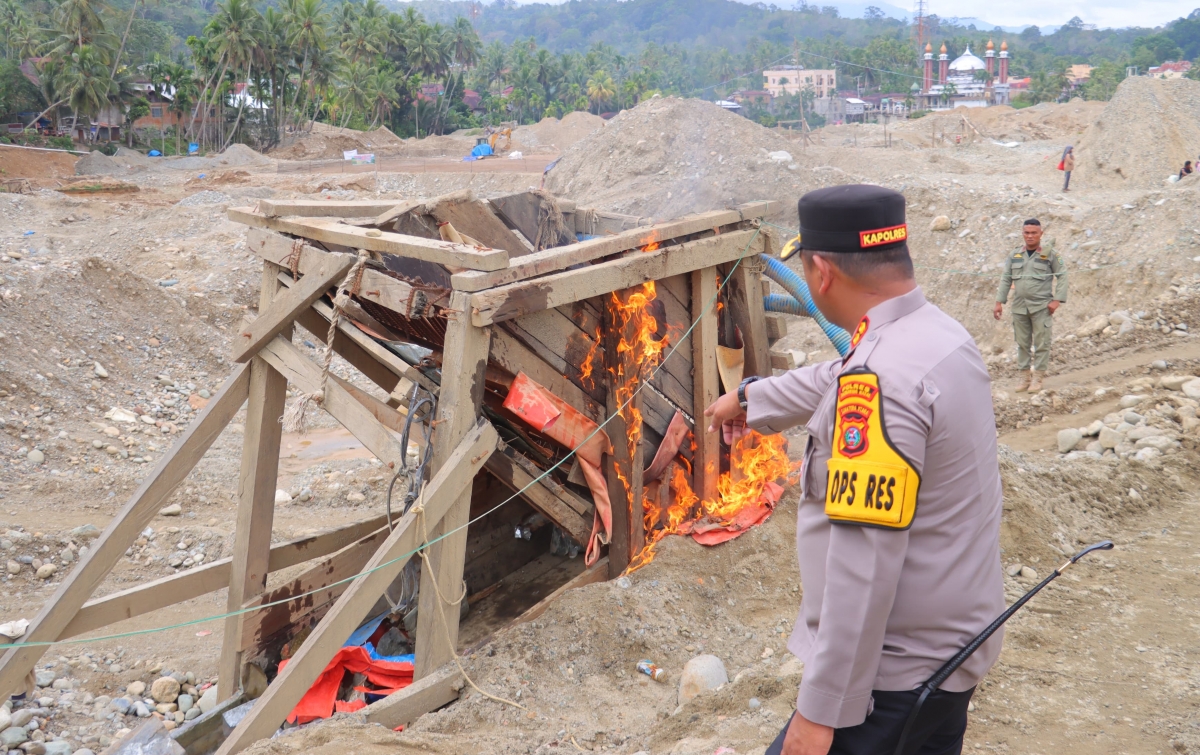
[0,144,78,180]
[892,99,1102,144]
[271,124,407,160]
[74,150,125,176]
[512,111,604,153]
[1076,77,1200,188]
[545,97,815,221]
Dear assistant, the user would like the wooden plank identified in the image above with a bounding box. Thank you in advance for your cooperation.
[427,193,530,256]
[471,229,766,326]
[603,295,644,579]
[257,199,400,218]
[415,292,492,679]
[503,309,605,404]
[239,527,390,653]
[451,208,746,292]
[214,420,498,755]
[484,442,592,546]
[363,664,463,730]
[372,199,423,229]
[306,298,439,394]
[60,516,391,639]
[691,267,721,504]
[770,350,801,371]
[294,307,403,396]
[513,556,609,626]
[490,328,602,422]
[488,193,543,248]
[233,253,354,363]
[722,260,771,379]
[230,208,509,272]
[246,227,416,319]
[256,336,407,472]
[0,364,251,700]
[765,313,788,343]
[332,375,406,432]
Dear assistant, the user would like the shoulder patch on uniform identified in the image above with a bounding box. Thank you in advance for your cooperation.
[825,372,921,530]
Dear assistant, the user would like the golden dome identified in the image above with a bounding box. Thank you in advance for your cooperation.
[925,43,933,52]
[940,43,947,54]
[1000,40,1008,51]
[986,40,994,50]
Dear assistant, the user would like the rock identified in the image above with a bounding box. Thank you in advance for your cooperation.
[187,395,208,411]
[297,488,313,502]
[23,742,45,755]
[1118,395,1146,409]
[678,655,728,705]
[1123,412,1145,425]
[1084,420,1103,436]
[1099,426,1124,449]
[175,695,193,715]
[1129,488,1143,501]
[42,743,70,755]
[26,450,44,465]
[133,702,151,718]
[1151,360,1168,370]
[1136,436,1177,451]
[1085,440,1103,453]
[92,363,108,379]
[59,549,74,565]
[1135,447,1163,461]
[126,682,146,698]
[150,677,180,704]
[72,749,95,755]
[33,672,53,689]
[196,687,218,715]
[748,697,761,710]
[1005,563,1023,577]
[346,491,366,503]
[1118,320,1136,336]
[111,698,131,715]
[183,708,200,721]
[49,679,70,691]
[69,525,100,540]
[273,490,291,505]
[1019,566,1038,580]
[35,564,56,580]
[929,215,952,232]
[0,707,9,732]
[1,728,27,747]
[1075,315,1111,339]
[153,704,176,715]
[1183,379,1200,399]
[5,561,19,575]
[158,504,181,518]
[1127,426,1167,441]
[1161,375,1197,391]
[1057,428,1083,453]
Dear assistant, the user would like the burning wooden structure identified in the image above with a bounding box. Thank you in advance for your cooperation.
[0,189,793,753]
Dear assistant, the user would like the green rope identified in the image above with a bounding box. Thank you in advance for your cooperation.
[3,228,764,651]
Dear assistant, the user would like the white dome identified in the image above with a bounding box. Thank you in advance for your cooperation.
[949,46,986,72]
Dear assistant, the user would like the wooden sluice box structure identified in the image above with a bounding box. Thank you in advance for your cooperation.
[0,189,792,753]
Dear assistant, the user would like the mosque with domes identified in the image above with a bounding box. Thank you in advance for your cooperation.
[917,40,1012,109]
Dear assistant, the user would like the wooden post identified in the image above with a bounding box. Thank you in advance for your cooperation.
[721,257,771,379]
[414,291,492,679]
[602,291,645,578]
[691,267,720,503]
[220,262,289,699]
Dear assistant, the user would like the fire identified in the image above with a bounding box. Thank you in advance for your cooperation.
[578,326,602,389]
[641,241,660,252]
[626,431,801,574]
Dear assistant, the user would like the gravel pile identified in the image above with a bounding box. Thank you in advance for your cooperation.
[175,191,233,207]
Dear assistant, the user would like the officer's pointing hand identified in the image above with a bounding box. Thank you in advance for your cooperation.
[993,302,1003,320]
[781,713,834,755]
[704,392,750,445]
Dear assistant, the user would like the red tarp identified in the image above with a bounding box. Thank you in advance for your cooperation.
[280,646,414,724]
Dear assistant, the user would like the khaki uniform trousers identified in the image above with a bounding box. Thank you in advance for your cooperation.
[1013,308,1052,371]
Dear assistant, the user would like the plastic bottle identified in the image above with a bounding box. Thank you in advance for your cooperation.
[637,660,667,682]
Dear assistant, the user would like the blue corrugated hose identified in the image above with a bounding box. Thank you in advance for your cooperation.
[760,255,852,356]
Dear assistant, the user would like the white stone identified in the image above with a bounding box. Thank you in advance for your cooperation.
[1075,315,1111,338]
[1057,428,1084,454]
[1136,436,1177,451]
[126,681,146,698]
[1161,375,1197,391]
[1135,447,1163,461]
[27,449,44,464]
[1019,566,1038,580]
[1118,395,1146,409]
[1183,379,1200,399]
[1129,488,1143,501]
[678,655,728,705]
[196,686,219,714]
[150,676,180,704]
[1127,426,1167,441]
[92,362,108,379]
[1098,426,1124,449]
[929,215,952,232]
[36,563,57,579]
[274,490,291,505]
[1005,563,1023,577]
[158,504,182,517]
[1084,420,1104,436]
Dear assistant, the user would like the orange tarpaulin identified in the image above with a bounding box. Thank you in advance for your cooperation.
[280,646,414,724]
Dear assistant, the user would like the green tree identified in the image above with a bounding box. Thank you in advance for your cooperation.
[586,69,614,113]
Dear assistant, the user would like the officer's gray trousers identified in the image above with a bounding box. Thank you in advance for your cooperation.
[1012,307,1052,371]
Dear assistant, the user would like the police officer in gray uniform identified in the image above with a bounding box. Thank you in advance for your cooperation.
[706,185,1005,755]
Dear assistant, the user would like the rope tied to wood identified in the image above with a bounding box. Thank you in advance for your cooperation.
[532,189,573,251]
[281,249,371,435]
[284,238,304,281]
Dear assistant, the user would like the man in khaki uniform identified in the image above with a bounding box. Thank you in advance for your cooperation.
[707,185,1004,755]
[993,218,1067,392]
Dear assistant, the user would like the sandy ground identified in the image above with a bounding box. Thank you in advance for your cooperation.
[5,78,1200,754]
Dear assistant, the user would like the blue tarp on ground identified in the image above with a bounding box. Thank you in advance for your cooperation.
[470,143,493,158]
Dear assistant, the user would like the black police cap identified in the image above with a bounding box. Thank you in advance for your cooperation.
[797,184,908,254]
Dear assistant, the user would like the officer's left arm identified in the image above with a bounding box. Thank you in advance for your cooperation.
[794,380,930,729]
[1051,251,1068,304]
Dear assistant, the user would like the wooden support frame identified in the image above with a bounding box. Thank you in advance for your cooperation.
[691,267,721,503]
[215,420,499,755]
[602,292,645,579]
[232,254,353,363]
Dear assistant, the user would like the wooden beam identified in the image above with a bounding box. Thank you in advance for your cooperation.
[256,336,407,472]
[232,254,354,363]
[363,663,463,730]
[239,527,390,654]
[0,364,252,700]
[450,206,764,292]
[415,292,491,679]
[229,209,509,271]
[256,199,401,218]
[484,442,592,546]
[770,350,802,371]
[765,313,789,343]
[306,298,439,395]
[59,516,391,640]
[214,420,498,755]
[602,293,644,579]
[513,556,609,626]
[721,259,771,379]
[372,200,423,228]
[691,267,721,504]
[245,228,417,320]
[426,192,530,256]
[294,307,402,396]
[470,229,765,326]
[331,374,406,433]
[489,329,601,422]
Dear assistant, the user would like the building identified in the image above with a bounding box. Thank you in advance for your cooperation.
[917,39,1011,110]
[1149,61,1193,79]
[1067,64,1093,89]
[730,90,773,109]
[763,66,837,100]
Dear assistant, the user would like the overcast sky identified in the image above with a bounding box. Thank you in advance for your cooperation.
[943,0,1195,28]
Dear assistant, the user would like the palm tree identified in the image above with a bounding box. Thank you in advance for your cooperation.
[285,0,329,130]
[449,16,480,69]
[479,41,506,94]
[337,59,370,127]
[366,68,397,127]
[713,48,735,84]
[341,14,383,63]
[52,0,108,51]
[60,44,115,139]
[586,70,614,114]
[206,0,262,149]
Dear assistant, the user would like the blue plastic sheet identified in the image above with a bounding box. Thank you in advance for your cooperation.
[470,143,493,158]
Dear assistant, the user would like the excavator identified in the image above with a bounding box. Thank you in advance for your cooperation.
[476,123,515,156]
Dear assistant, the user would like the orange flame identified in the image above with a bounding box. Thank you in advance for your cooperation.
[626,431,801,573]
[578,326,602,389]
[641,241,660,252]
